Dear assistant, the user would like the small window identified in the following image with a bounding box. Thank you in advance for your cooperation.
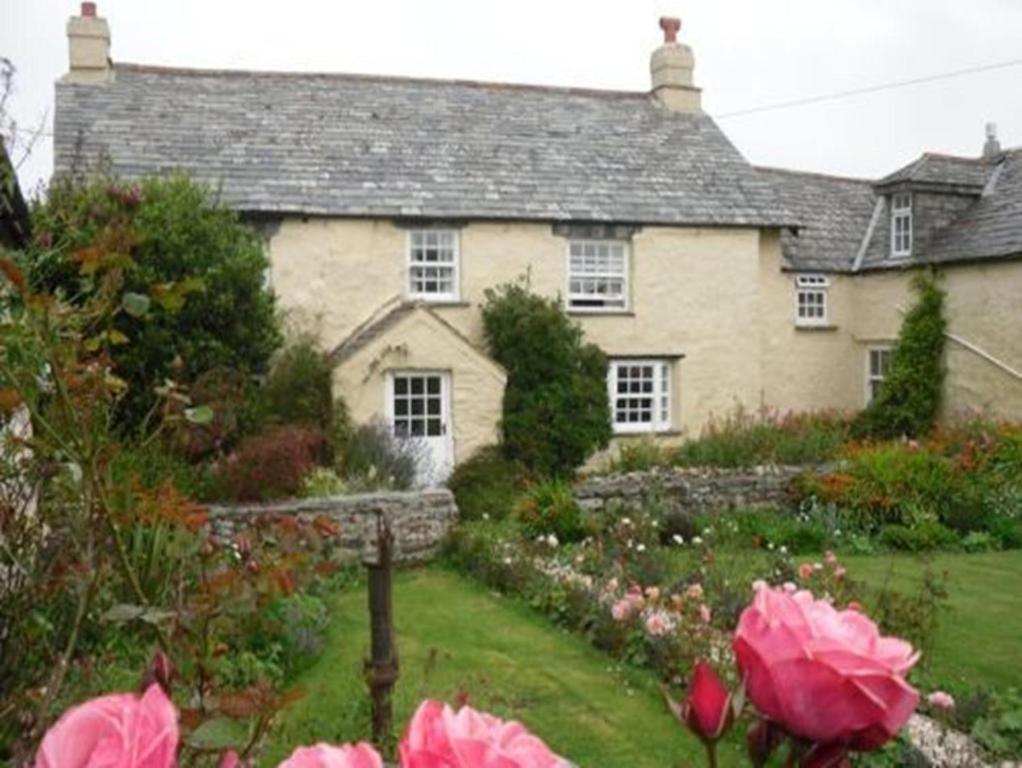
[607,360,672,434]
[867,347,893,403]
[795,274,829,326]
[407,230,459,301]
[567,240,628,312]
[891,194,912,257]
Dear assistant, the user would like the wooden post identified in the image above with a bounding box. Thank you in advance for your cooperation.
[364,513,398,746]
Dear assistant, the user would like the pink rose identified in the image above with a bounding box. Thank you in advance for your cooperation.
[698,604,712,625]
[685,583,704,601]
[35,685,178,768]
[278,743,382,768]
[798,563,814,580]
[675,662,733,744]
[399,700,567,767]
[734,587,919,751]
[644,610,672,637]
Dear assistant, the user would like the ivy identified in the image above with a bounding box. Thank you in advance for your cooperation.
[854,270,947,439]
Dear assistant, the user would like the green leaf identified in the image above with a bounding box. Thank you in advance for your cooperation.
[185,405,214,425]
[102,604,146,623]
[122,292,151,318]
[185,717,249,750]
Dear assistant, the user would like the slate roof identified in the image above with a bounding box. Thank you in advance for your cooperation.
[1,139,31,250]
[875,153,992,190]
[54,64,794,227]
[759,149,1022,273]
[754,167,875,272]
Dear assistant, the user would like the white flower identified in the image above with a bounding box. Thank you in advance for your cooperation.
[621,517,632,526]
[779,545,788,555]
[503,557,512,565]
[482,513,490,521]
[672,534,684,545]
[547,534,560,548]
[692,536,703,546]
[767,542,775,550]
[636,543,646,553]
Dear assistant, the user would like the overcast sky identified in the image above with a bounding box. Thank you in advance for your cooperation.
[4,0,1021,198]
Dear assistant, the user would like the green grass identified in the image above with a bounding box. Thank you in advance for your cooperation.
[264,568,743,767]
[845,550,1022,691]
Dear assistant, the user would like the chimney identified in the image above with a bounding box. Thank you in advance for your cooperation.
[650,17,701,113]
[66,2,112,83]
[983,123,1002,159]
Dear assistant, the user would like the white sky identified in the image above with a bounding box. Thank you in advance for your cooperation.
[3,0,1022,198]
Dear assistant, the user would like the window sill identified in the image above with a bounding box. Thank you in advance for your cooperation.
[569,310,636,318]
[613,429,682,438]
[795,324,838,332]
[414,300,471,308]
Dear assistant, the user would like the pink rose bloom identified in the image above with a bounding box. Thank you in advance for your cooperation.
[35,685,178,768]
[698,604,712,624]
[834,566,847,580]
[611,598,633,621]
[399,699,567,768]
[645,610,672,637]
[734,586,919,751]
[279,743,382,768]
[782,582,797,594]
[644,586,660,602]
[824,551,838,566]
[605,577,619,593]
[798,563,814,580]
[927,691,955,712]
[685,583,704,601]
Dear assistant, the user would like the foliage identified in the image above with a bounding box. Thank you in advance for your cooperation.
[672,405,851,469]
[481,281,611,477]
[215,424,325,502]
[869,561,948,665]
[340,418,422,491]
[300,467,348,498]
[447,445,529,521]
[854,271,947,439]
[514,478,587,543]
[29,174,281,432]
[607,437,670,473]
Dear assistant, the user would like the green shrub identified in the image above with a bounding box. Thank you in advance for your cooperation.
[961,531,1001,553]
[854,271,946,439]
[514,478,586,543]
[341,418,421,491]
[448,446,530,521]
[30,174,282,431]
[300,467,347,498]
[673,405,850,468]
[878,521,958,552]
[609,437,670,473]
[482,281,611,476]
[988,517,1022,549]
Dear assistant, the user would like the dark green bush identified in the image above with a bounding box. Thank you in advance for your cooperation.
[482,281,611,476]
[448,446,530,521]
[878,521,958,552]
[514,478,586,543]
[30,174,282,432]
[854,271,946,439]
[988,517,1022,549]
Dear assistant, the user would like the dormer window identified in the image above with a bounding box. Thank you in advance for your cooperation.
[891,193,912,257]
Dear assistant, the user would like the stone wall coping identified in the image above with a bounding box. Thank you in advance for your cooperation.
[208,488,455,516]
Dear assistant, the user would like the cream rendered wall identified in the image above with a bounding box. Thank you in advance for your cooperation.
[270,218,768,440]
[849,262,1022,420]
[332,310,506,465]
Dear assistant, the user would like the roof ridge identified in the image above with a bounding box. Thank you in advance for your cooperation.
[755,165,873,184]
[112,62,651,101]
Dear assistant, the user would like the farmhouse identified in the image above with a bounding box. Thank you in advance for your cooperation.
[53,4,1022,481]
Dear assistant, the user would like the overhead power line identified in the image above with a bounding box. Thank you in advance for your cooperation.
[716,58,1022,119]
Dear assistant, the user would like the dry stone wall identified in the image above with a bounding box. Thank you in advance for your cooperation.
[575,465,814,514]
[208,489,457,563]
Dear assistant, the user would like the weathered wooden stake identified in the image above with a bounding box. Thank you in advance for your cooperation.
[364,513,398,746]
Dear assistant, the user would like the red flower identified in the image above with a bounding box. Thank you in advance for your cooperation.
[670,661,734,744]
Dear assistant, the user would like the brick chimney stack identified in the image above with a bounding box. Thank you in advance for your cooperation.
[66,2,112,83]
[650,17,702,113]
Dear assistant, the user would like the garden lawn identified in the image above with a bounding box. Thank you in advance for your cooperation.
[844,550,1022,691]
[264,568,745,767]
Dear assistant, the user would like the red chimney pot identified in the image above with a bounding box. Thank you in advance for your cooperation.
[81,2,97,17]
[659,16,681,44]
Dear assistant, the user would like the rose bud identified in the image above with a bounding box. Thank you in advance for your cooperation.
[140,649,175,697]
[746,719,784,768]
[667,661,733,745]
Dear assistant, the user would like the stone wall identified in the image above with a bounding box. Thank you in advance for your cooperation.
[575,465,811,514]
[208,489,458,563]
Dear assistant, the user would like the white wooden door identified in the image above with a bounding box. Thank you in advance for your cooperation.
[386,371,453,487]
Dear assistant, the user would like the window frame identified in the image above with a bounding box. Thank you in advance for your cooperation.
[794,273,830,327]
[566,239,630,313]
[405,229,460,302]
[890,193,912,258]
[866,346,893,405]
[607,359,673,435]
